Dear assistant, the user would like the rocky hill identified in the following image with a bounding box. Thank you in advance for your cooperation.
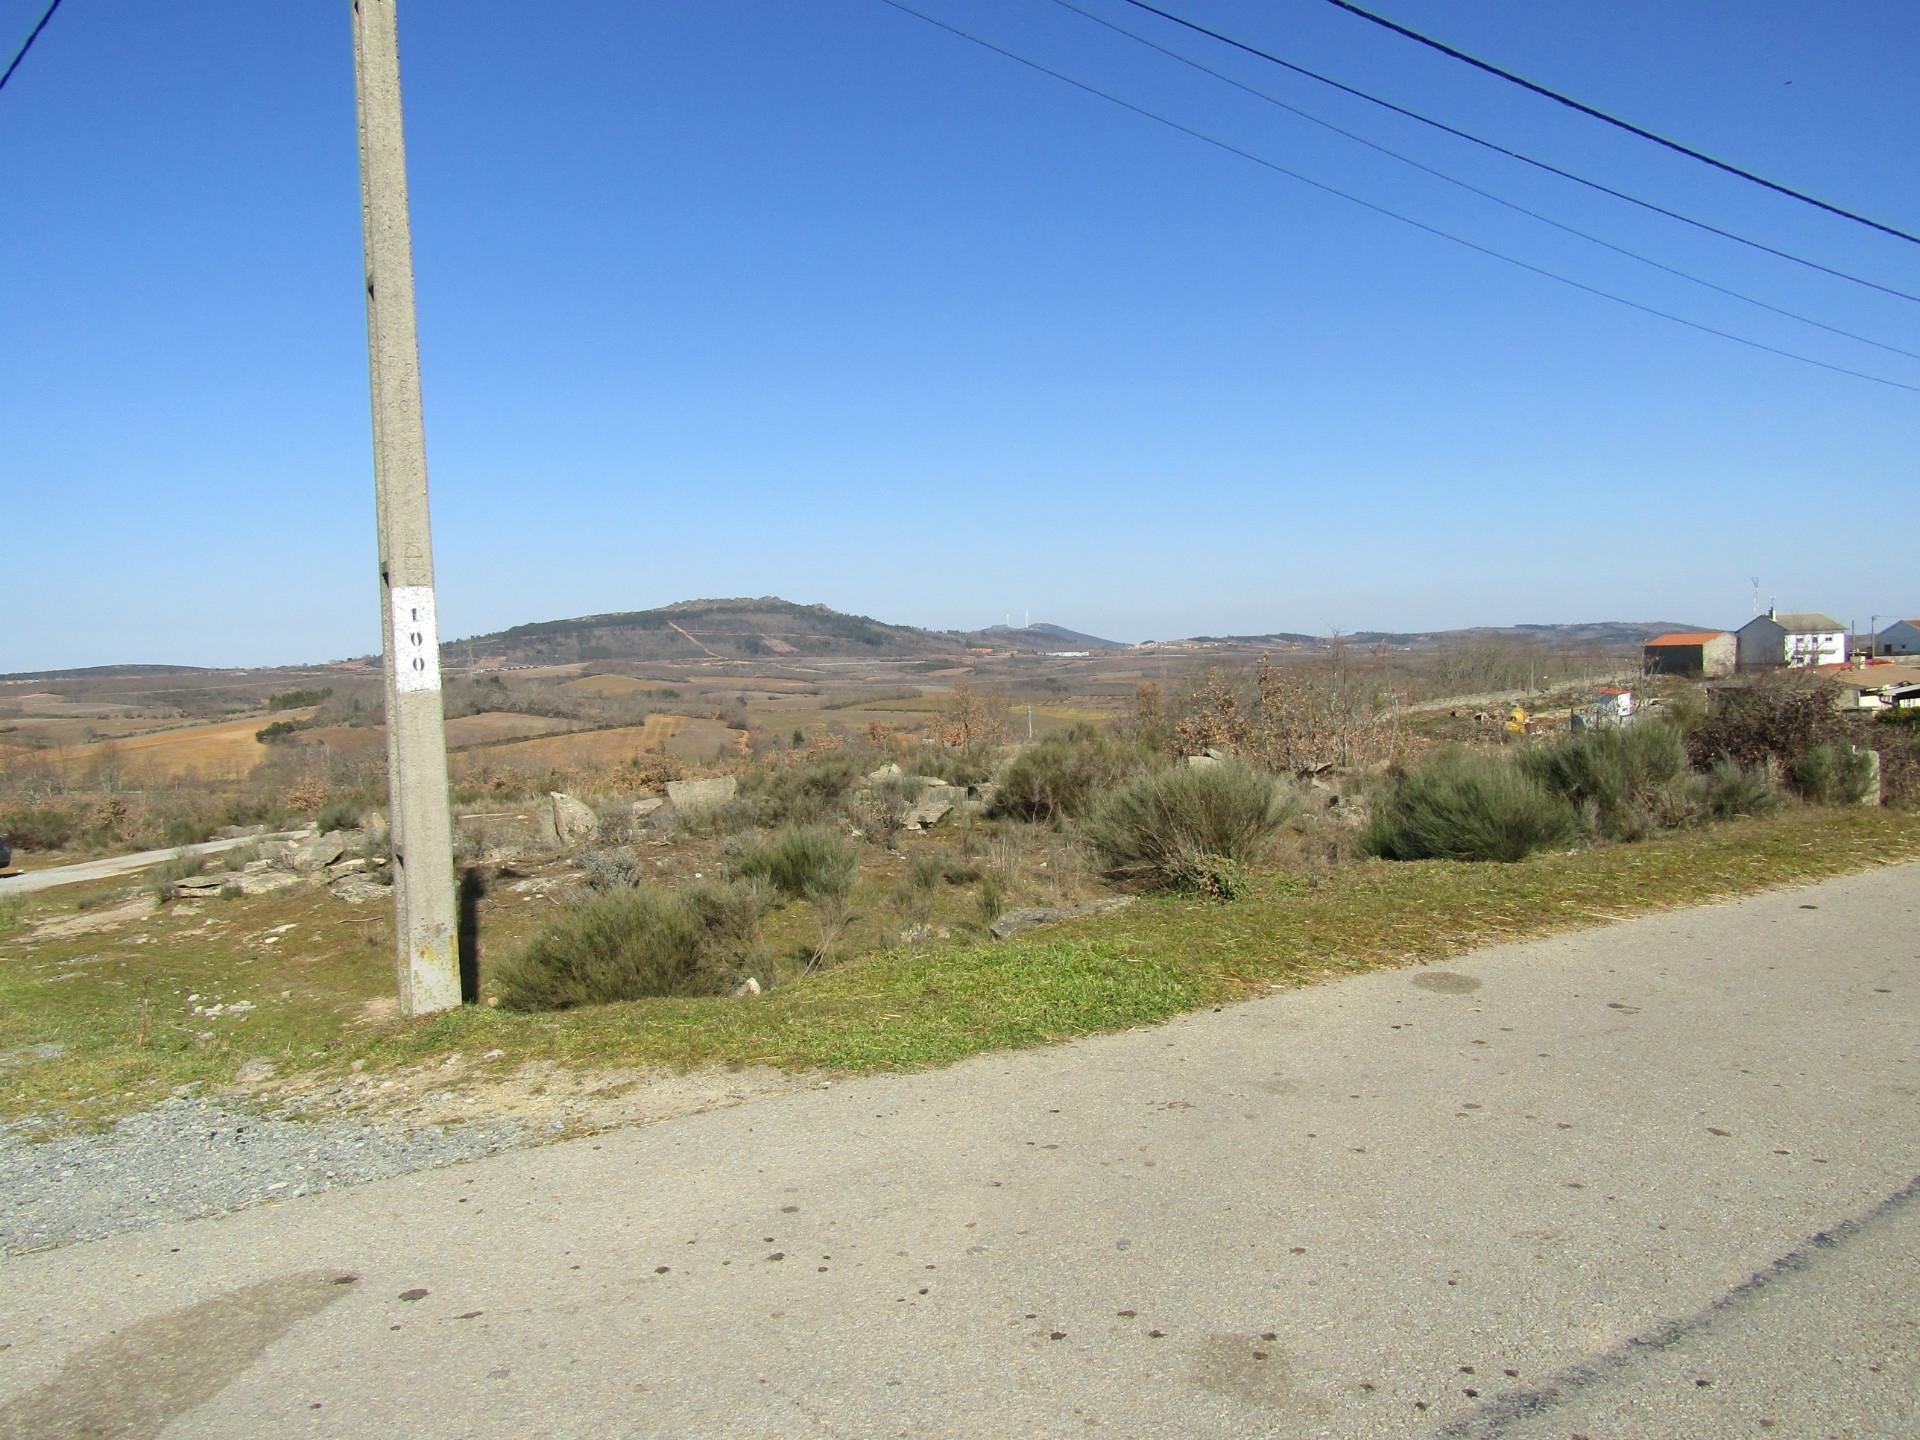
[457,598,963,665]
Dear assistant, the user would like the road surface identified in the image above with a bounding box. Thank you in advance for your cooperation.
[0,833,299,896]
[1,863,1915,1438]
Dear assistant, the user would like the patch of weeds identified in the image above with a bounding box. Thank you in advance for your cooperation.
[148,850,208,902]
[736,825,857,905]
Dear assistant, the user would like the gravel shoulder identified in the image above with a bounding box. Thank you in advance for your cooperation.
[1,1063,796,1255]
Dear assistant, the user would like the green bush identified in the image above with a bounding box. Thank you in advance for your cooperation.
[493,882,757,1010]
[1083,759,1296,889]
[994,725,1151,823]
[0,806,79,852]
[1366,750,1577,863]
[316,796,362,833]
[1788,744,1876,805]
[738,756,864,826]
[1698,756,1783,821]
[736,824,857,903]
[1523,720,1691,841]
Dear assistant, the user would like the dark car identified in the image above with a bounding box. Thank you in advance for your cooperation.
[0,838,12,871]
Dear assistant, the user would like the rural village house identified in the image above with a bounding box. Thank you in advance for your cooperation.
[1734,609,1847,671]
[1642,629,1735,678]
[1873,618,1920,656]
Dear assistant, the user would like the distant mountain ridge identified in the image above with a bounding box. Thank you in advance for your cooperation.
[1176,621,1701,650]
[6,607,1713,678]
[971,622,1124,651]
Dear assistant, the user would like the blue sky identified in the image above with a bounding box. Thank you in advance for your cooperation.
[3,0,1915,669]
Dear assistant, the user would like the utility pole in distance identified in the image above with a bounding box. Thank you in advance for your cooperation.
[352,0,460,1015]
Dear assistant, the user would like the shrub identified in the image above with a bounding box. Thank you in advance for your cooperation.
[492,883,751,1010]
[1365,750,1577,863]
[580,845,645,891]
[907,745,996,786]
[1162,851,1251,901]
[316,796,362,833]
[0,806,79,852]
[1788,744,1876,805]
[736,825,857,903]
[1083,759,1297,889]
[863,774,927,847]
[994,725,1151,823]
[1687,675,1845,772]
[1522,720,1691,841]
[1698,756,1783,821]
[738,756,864,826]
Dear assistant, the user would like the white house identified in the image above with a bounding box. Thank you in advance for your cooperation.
[1735,610,1847,670]
[1827,664,1920,711]
[1874,618,1920,656]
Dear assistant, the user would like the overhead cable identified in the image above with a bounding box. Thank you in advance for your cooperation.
[1112,0,1920,306]
[873,0,1919,396]
[1320,0,1920,246]
[0,0,64,97]
[1051,0,1919,363]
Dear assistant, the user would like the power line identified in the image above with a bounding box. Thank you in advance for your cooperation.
[1050,0,1920,364]
[872,0,1919,396]
[0,0,64,96]
[1112,0,1920,307]
[1320,0,1920,247]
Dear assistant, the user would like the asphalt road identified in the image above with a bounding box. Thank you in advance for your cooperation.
[0,834,297,896]
[2,863,1915,1439]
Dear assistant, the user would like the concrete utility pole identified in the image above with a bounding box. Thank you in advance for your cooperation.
[352,0,460,1015]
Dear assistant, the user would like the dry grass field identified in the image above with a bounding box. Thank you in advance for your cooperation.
[5,710,321,781]
[448,714,746,774]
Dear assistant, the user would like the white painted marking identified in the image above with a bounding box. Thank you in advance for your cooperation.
[390,585,442,694]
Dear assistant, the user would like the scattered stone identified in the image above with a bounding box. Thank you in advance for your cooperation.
[329,875,392,905]
[234,1058,277,1084]
[866,762,903,782]
[902,799,953,830]
[899,924,952,946]
[327,857,371,877]
[212,824,268,841]
[666,777,737,816]
[289,832,351,874]
[630,796,666,821]
[733,977,762,998]
[0,1043,66,1071]
[903,783,968,830]
[361,810,390,839]
[989,897,1136,940]
[1184,748,1230,769]
[536,792,601,848]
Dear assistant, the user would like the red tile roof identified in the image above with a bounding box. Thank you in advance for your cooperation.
[1644,630,1728,646]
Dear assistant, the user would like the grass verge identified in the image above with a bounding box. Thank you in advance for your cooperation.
[2,807,1916,1127]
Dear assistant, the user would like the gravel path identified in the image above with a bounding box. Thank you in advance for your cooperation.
[0,1098,529,1255]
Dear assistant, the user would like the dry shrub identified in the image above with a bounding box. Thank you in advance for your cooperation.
[1173,655,1404,775]
[282,772,329,813]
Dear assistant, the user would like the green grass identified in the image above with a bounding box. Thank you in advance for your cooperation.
[2,808,1917,1127]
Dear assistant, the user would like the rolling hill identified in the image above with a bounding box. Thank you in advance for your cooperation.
[454,598,963,665]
